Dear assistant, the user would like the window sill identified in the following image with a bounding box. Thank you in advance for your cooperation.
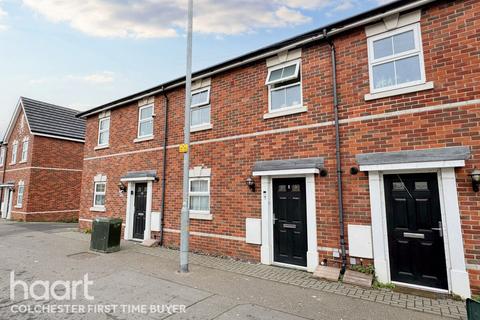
[365,82,434,101]
[90,207,106,212]
[14,205,22,209]
[191,124,213,133]
[263,106,307,119]
[189,212,213,220]
[134,136,154,143]
[19,160,27,164]
[94,145,109,151]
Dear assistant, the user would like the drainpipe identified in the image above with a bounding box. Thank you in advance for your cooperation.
[324,29,347,274]
[159,89,169,246]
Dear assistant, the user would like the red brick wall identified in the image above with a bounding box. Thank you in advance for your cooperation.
[2,108,84,222]
[79,0,480,293]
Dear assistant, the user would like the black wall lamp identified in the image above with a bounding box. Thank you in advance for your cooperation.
[470,168,480,192]
[320,168,328,177]
[118,182,127,193]
[246,177,256,192]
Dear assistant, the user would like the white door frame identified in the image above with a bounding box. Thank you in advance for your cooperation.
[257,173,318,272]
[1,188,8,219]
[363,161,471,299]
[124,181,153,242]
[1,188,13,220]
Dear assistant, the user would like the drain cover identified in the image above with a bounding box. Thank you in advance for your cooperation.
[67,252,99,260]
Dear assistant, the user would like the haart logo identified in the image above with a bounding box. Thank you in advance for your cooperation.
[10,271,94,301]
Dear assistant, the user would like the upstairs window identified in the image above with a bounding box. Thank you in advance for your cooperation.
[189,178,210,214]
[191,87,211,128]
[20,138,29,163]
[138,105,154,138]
[0,148,5,167]
[11,141,18,165]
[368,23,425,93]
[265,61,302,112]
[98,117,110,147]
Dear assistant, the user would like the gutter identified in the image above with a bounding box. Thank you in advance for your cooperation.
[77,0,437,118]
[324,29,347,274]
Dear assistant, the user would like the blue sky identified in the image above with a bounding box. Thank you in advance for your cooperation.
[0,0,389,137]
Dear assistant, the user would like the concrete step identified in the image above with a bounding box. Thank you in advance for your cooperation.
[343,270,373,288]
[313,265,341,282]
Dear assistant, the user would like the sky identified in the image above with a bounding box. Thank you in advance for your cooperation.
[0,0,391,138]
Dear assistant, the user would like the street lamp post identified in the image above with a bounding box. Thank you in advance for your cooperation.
[179,0,194,273]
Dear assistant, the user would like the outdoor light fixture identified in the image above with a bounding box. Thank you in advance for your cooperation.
[246,177,256,192]
[350,167,359,175]
[320,169,328,177]
[469,168,480,192]
[118,182,127,193]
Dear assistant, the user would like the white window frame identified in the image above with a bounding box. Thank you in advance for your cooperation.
[367,23,426,94]
[266,60,303,114]
[0,147,5,167]
[10,141,18,165]
[93,181,107,209]
[137,104,154,139]
[20,138,29,163]
[265,60,300,86]
[16,181,25,208]
[97,117,110,147]
[189,177,210,215]
[190,87,211,130]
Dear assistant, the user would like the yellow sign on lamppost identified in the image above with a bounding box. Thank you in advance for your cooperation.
[179,144,189,153]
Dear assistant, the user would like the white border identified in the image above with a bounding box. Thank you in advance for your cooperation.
[137,104,154,139]
[367,23,426,94]
[125,181,153,242]
[97,117,110,148]
[365,163,471,298]
[266,59,303,115]
[259,173,318,272]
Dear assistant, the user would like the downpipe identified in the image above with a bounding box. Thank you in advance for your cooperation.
[159,90,169,247]
[324,29,348,274]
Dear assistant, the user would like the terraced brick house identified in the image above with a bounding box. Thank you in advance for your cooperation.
[77,0,480,298]
[0,97,85,222]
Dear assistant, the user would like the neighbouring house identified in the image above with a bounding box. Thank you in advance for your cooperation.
[0,97,85,222]
[76,0,480,298]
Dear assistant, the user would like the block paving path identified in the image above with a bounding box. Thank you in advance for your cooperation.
[133,245,467,319]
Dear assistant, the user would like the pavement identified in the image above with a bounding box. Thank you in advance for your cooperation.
[0,221,467,320]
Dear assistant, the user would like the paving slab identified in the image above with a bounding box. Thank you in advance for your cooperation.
[0,222,462,319]
[215,304,310,320]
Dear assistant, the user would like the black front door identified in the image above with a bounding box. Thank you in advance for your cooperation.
[384,173,448,289]
[273,178,308,267]
[133,183,148,240]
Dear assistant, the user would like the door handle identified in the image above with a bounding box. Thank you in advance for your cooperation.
[432,221,443,238]
[403,232,425,239]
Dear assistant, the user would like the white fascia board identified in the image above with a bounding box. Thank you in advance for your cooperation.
[3,99,26,143]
